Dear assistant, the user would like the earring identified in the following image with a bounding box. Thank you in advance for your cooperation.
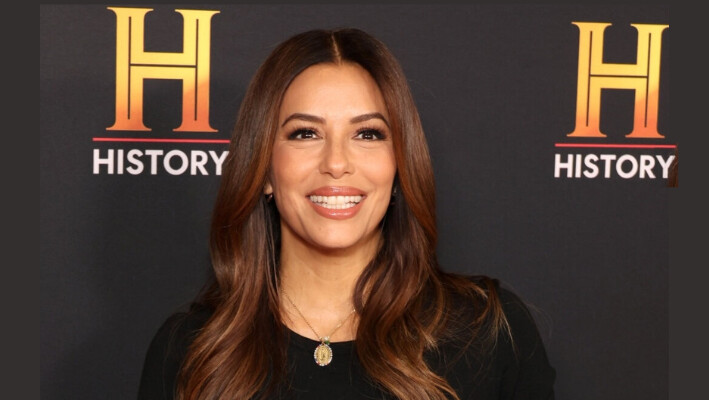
[390,187,397,205]
[265,193,273,202]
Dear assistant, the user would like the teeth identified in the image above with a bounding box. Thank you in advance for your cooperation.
[309,195,363,209]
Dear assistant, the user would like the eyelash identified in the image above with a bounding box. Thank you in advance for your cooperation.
[355,128,386,141]
[287,128,317,140]
[286,127,387,141]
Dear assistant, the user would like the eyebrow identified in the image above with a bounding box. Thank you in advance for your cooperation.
[351,112,390,127]
[280,112,390,128]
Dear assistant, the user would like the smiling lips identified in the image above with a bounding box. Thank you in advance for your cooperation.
[307,187,366,219]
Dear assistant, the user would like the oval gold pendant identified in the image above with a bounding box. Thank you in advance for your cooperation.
[314,342,333,366]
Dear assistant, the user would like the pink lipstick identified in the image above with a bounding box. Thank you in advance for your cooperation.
[307,187,366,220]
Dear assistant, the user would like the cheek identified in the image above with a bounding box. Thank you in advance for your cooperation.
[270,148,312,195]
[363,150,397,185]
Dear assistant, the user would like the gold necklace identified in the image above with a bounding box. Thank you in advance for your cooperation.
[281,290,356,367]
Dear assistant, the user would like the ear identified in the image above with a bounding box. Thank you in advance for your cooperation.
[263,180,273,195]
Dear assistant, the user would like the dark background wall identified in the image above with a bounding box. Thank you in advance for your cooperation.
[40,4,671,399]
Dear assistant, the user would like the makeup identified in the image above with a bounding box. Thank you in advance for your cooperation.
[307,186,366,220]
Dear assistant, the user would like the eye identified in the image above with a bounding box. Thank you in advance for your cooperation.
[355,128,386,141]
[288,128,318,140]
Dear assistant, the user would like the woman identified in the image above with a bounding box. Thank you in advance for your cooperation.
[138,28,555,400]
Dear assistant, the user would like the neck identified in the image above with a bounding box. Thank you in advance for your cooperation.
[278,227,380,342]
[279,243,372,310]
[278,226,380,309]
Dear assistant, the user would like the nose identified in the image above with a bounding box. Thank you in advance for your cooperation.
[319,135,353,178]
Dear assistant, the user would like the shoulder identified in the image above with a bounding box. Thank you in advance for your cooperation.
[454,275,548,353]
[497,284,543,339]
[149,303,214,357]
[137,303,214,400]
[442,274,556,398]
[491,281,557,399]
[450,274,543,331]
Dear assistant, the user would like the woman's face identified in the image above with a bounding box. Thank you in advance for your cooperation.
[268,62,396,254]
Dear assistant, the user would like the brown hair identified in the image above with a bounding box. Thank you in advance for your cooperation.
[177,28,508,400]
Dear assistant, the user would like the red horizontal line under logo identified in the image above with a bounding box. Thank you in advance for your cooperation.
[92,139,676,148]
[93,137,230,144]
[555,143,677,149]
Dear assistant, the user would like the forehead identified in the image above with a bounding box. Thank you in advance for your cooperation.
[279,62,388,120]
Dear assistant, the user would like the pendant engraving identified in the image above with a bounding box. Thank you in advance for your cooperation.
[314,342,333,366]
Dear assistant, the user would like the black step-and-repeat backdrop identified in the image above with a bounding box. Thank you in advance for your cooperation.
[40,5,671,399]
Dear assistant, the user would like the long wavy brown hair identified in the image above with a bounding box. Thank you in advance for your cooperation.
[177,28,509,400]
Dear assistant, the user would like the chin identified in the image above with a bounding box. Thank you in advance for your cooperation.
[312,238,361,251]
[308,232,374,253]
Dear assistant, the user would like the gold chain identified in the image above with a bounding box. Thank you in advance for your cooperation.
[281,290,356,343]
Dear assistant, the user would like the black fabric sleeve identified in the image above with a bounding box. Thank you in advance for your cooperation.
[497,287,556,400]
[137,308,212,400]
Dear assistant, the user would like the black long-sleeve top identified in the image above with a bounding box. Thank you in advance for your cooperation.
[138,282,555,399]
